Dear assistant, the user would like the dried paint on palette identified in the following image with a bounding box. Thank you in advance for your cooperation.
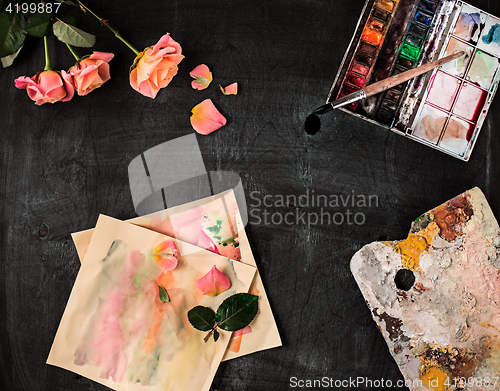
[426,71,460,111]
[413,104,447,144]
[452,5,487,44]
[467,49,499,89]
[439,116,473,156]
[351,188,500,390]
[441,37,474,77]
[327,0,500,161]
[478,15,500,56]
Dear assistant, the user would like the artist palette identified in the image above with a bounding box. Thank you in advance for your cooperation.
[351,188,500,389]
[329,0,500,161]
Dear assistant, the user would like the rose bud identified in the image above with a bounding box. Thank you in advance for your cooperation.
[129,33,184,99]
[69,52,114,96]
[14,70,75,105]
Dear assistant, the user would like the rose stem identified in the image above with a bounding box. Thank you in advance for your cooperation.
[76,0,140,55]
[43,36,52,71]
[65,44,81,61]
[203,325,218,343]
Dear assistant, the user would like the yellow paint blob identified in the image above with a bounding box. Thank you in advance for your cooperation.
[419,366,451,391]
[393,233,428,271]
[418,222,440,246]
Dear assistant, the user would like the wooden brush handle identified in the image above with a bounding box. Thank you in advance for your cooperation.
[363,51,464,97]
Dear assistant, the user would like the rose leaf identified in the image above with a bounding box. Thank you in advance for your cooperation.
[1,42,21,67]
[216,293,259,332]
[0,10,26,57]
[187,306,216,332]
[25,12,52,37]
[53,19,95,47]
[156,283,170,303]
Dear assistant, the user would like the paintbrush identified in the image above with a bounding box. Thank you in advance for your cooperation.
[312,51,465,115]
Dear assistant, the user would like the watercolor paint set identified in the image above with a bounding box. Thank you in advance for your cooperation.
[328,0,500,161]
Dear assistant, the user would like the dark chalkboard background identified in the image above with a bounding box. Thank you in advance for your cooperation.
[1,0,500,390]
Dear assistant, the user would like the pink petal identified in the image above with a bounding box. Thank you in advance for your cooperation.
[190,99,227,135]
[190,64,212,90]
[220,82,238,95]
[150,33,182,56]
[89,51,114,62]
[154,254,178,271]
[196,265,231,296]
[60,70,75,102]
[153,239,179,271]
[14,75,36,89]
[155,239,179,256]
[231,325,252,338]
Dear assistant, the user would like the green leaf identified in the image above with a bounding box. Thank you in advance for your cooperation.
[0,10,27,57]
[25,12,52,37]
[213,329,220,342]
[187,306,216,332]
[216,293,258,332]
[56,14,77,27]
[1,42,21,67]
[156,283,170,302]
[52,19,95,47]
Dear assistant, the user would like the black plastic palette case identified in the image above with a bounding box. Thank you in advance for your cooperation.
[328,0,500,161]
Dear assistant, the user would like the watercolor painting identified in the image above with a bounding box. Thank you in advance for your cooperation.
[351,188,500,390]
[48,215,256,391]
[71,190,282,361]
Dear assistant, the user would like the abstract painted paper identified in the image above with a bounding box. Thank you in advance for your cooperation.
[351,188,500,390]
[71,190,282,360]
[48,215,256,391]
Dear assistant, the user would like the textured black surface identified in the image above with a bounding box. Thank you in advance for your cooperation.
[1,0,500,390]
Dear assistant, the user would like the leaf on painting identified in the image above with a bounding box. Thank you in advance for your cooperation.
[187,305,216,332]
[156,283,170,302]
[216,293,258,332]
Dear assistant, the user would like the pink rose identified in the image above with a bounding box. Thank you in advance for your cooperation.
[129,33,184,99]
[14,70,75,105]
[69,51,114,96]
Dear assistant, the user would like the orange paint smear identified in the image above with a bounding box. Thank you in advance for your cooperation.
[393,233,428,271]
[156,270,176,289]
[229,335,243,353]
[143,300,165,354]
[361,26,383,46]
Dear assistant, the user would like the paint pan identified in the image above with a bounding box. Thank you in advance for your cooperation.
[328,0,500,161]
[350,187,500,390]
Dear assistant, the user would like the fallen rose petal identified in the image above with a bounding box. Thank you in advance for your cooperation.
[190,99,227,135]
[154,253,178,271]
[153,239,179,271]
[155,238,179,256]
[220,82,238,95]
[190,64,212,90]
[196,265,231,296]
